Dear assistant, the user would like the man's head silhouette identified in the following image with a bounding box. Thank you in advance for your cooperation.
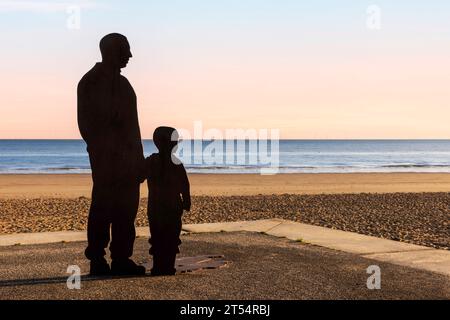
[100,33,132,69]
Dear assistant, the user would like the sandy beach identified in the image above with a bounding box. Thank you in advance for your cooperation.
[0,173,449,250]
[1,173,450,198]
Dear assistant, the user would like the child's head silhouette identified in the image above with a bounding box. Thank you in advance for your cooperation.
[153,126,179,155]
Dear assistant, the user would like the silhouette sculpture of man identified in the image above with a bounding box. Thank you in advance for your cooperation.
[77,33,145,276]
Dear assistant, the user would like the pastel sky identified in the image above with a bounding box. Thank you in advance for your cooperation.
[1,0,449,139]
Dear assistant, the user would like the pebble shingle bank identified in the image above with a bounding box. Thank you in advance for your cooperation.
[0,193,448,250]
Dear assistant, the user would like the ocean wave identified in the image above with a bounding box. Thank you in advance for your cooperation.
[2,163,450,174]
[380,164,450,168]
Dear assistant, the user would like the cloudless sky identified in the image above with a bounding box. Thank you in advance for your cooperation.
[1,0,449,139]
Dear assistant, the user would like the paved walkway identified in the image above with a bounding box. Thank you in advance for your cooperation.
[1,219,449,276]
[0,233,448,299]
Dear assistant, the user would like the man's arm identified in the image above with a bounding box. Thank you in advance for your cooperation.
[77,77,111,148]
[180,164,191,211]
[78,78,96,144]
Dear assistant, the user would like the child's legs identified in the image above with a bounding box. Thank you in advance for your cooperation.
[149,216,164,274]
[150,253,162,274]
[167,215,182,274]
[159,223,180,275]
[161,251,177,275]
[148,211,182,275]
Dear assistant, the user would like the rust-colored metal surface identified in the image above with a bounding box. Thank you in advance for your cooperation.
[143,255,229,274]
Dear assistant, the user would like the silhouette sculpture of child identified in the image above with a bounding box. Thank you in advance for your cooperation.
[145,127,191,276]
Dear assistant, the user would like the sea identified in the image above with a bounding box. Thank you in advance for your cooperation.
[0,140,449,174]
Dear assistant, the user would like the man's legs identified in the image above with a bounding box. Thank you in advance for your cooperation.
[85,183,112,275]
[110,183,146,275]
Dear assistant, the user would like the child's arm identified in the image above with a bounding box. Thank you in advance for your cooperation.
[180,164,191,211]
